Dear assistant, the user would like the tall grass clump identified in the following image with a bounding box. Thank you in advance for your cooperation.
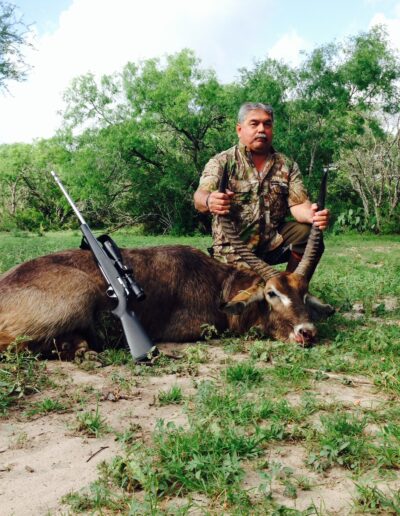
[0,341,49,414]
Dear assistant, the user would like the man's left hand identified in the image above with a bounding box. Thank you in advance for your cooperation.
[311,203,330,231]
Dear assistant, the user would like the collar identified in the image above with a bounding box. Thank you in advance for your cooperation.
[238,142,276,162]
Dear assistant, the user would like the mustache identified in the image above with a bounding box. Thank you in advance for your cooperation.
[254,133,267,139]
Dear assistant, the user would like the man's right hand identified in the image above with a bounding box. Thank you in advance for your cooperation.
[207,189,234,215]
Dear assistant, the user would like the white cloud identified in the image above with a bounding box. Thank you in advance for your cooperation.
[267,30,309,66]
[369,3,400,49]
[0,0,278,144]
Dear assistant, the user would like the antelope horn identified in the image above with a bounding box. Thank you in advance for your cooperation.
[218,163,280,282]
[218,217,280,281]
[295,168,328,279]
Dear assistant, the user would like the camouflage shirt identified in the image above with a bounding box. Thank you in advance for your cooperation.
[199,143,309,264]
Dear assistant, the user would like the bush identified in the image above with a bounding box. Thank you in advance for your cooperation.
[13,208,50,231]
[333,208,369,233]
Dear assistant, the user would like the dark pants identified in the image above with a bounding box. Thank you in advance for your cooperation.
[211,221,324,273]
[259,221,325,267]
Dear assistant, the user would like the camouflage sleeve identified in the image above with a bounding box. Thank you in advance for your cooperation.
[288,161,309,207]
[198,154,225,193]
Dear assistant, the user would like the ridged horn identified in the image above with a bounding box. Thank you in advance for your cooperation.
[293,225,322,279]
[218,216,280,281]
[294,168,328,279]
[217,162,280,282]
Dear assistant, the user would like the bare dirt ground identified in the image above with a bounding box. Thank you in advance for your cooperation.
[0,343,397,516]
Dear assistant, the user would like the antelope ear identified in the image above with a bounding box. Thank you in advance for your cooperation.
[221,283,265,315]
[305,294,335,321]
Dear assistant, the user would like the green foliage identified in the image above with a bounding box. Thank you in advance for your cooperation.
[102,419,265,497]
[194,380,257,426]
[0,1,32,90]
[200,323,219,340]
[0,139,72,231]
[353,484,400,514]
[249,339,274,361]
[74,404,109,437]
[376,423,400,469]
[194,380,303,428]
[59,49,230,234]
[24,397,67,417]
[0,341,49,414]
[337,121,400,233]
[334,208,369,233]
[98,348,131,366]
[0,28,399,234]
[62,482,126,513]
[307,413,370,472]
[157,385,184,406]
[225,361,264,386]
[3,232,400,514]
[183,343,210,364]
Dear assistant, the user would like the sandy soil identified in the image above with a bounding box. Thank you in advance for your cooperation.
[0,343,397,515]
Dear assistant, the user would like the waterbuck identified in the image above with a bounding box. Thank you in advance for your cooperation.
[0,214,332,357]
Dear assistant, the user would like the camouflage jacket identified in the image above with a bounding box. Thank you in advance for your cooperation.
[198,143,309,263]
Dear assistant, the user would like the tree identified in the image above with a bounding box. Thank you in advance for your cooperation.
[0,138,71,230]
[2,29,399,234]
[337,119,400,232]
[0,1,32,91]
[0,142,31,225]
[60,50,231,233]
[284,27,399,197]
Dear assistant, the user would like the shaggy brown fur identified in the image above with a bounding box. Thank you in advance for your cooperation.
[0,245,317,355]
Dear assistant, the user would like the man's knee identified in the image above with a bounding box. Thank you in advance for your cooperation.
[290,223,311,248]
[285,224,325,273]
[287,222,324,257]
[293,236,325,258]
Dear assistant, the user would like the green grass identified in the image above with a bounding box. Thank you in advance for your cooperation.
[194,380,311,429]
[1,231,400,513]
[0,342,50,415]
[158,385,184,405]
[101,418,267,498]
[98,348,132,366]
[225,361,264,386]
[375,423,400,470]
[353,484,400,514]
[74,404,109,437]
[62,482,126,513]
[183,343,210,364]
[0,230,212,272]
[306,412,371,472]
[24,397,67,417]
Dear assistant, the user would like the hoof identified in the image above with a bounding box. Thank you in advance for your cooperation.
[53,333,91,361]
[83,350,99,361]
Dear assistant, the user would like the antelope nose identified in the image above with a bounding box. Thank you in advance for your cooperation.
[294,323,316,344]
[299,327,313,339]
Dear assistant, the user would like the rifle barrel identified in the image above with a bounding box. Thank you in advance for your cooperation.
[51,170,155,362]
[51,171,86,225]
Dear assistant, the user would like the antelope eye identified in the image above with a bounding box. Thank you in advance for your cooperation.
[267,291,277,298]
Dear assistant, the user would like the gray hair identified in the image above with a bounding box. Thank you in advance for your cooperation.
[237,102,274,123]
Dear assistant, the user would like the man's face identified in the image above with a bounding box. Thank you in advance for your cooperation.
[236,109,273,154]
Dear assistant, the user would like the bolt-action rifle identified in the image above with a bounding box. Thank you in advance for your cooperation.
[51,171,157,362]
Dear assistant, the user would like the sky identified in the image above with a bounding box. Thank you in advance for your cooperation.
[1,0,400,144]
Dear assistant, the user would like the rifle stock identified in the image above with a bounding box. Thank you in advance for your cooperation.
[119,310,156,360]
[51,172,156,362]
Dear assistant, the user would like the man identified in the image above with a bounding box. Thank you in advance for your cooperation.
[194,102,330,273]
